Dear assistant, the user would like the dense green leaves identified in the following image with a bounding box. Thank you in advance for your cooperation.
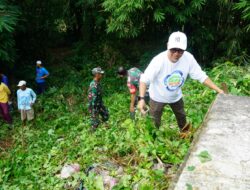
[0,0,249,67]
[0,1,19,33]
[102,0,145,38]
[153,9,165,23]
[234,0,250,31]
[0,0,20,63]
[102,0,208,38]
[0,60,249,189]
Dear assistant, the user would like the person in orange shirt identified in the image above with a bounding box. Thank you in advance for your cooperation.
[0,75,12,125]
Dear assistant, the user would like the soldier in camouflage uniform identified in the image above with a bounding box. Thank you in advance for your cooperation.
[117,66,149,119]
[88,67,109,129]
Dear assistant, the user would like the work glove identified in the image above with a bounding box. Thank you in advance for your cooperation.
[130,112,135,120]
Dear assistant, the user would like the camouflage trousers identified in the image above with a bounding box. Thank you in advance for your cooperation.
[88,104,109,128]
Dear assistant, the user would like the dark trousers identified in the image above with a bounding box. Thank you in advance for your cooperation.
[149,98,186,129]
[0,102,12,124]
[89,104,109,127]
[37,82,46,95]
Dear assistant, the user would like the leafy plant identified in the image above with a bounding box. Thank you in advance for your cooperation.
[0,0,20,64]
[197,150,212,163]
[234,0,250,32]
[0,60,249,189]
[186,183,193,190]
[187,166,195,171]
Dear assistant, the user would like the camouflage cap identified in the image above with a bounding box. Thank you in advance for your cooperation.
[92,67,104,75]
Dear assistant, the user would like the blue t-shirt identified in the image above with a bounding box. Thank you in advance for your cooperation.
[36,67,49,83]
[1,75,8,86]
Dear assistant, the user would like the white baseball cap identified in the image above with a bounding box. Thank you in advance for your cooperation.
[36,60,42,64]
[17,80,27,87]
[167,31,187,50]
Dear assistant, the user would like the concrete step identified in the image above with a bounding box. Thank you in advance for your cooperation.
[170,94,250,190]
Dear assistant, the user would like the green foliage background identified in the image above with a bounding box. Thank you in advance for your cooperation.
[0,0,250,189]
[0,0,250,68]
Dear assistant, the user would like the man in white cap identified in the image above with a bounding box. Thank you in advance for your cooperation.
[36,60,49,94]
[138,31,224,137]
[17,80,36,126]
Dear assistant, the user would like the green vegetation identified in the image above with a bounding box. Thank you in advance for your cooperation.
[0,0,250,68]
[197,151,212,163]
[0,60,249,189]
[0,0,20,64]
[0,0,249,189]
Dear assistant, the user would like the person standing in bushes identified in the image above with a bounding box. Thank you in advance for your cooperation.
[88,67,109,130]
[36,60,49,94]
[0,75,12,126]
[138,31,224,138]
[0,71,13,111]
[17,80,36,126]
[117,66,149,120]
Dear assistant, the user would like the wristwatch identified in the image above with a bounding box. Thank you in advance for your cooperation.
[138,96,145,101]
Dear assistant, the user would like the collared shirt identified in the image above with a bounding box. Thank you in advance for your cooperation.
[88,80,103,108]
[17,88,36,110]
[0,82,10,103]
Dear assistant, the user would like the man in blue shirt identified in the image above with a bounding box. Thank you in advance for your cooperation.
[36,60,49,94]
[17,80,36,126]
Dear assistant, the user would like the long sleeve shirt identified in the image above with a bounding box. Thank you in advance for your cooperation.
[87,80,103,108]
[0,82,10,103]
[140,50,208,103]
[17,88,37,110]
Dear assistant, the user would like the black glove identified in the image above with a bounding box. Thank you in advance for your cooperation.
[130,112,135,120]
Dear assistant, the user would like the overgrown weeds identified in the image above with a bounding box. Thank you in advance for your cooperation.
[0,61,249,189]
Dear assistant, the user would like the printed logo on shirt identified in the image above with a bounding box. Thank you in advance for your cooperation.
[164,70,184,91]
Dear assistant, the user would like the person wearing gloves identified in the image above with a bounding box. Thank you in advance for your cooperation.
[36,60,49,94]
[88,67,109,130]
[117,66,149,120]
[17,80,36,126]
[138,31,224,137]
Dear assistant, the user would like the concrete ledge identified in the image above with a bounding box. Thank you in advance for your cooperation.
[169,94,250,190]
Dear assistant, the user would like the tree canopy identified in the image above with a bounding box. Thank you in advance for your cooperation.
[0,0,249,68]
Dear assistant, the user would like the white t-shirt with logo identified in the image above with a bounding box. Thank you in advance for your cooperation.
[140,50,208,103]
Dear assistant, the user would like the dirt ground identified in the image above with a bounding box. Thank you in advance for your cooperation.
[0,137,13,156]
